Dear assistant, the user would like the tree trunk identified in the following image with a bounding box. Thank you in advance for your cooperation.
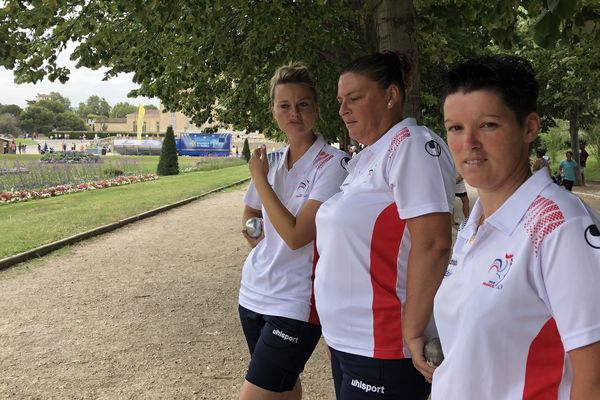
[569,106,582,186]
[369,0,422,123]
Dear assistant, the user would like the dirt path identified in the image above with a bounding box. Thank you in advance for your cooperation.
[2,183,599,400]
[0,188,334,399]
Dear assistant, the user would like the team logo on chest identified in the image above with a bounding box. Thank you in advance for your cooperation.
[482,253,514,290]
[295,179,311,198]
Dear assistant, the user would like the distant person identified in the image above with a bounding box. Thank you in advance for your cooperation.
[559,150,577,191]
[580,143,589,186]
[238,63,348,400]
[433,54,600,400]
[532,147,550,175]
[452,173,470,226]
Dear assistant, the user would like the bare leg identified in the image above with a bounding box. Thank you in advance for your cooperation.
[239,379,302,400]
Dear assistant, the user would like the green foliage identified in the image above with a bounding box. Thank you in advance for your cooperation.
[110,102,138,118]
[241,138,251,162]
[539,120,570,163]
[1,0,597,144]
[40,151,101,163]
[0,103,23,118]
[18,101,86,134]
[157,126,179,176]
[77,95,111,119]
[584,123,600,163]
[0,113,20,135]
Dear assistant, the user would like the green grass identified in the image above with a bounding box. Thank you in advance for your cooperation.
[0,164,250,259]
[0,154,235,173]
[584,156,600,182]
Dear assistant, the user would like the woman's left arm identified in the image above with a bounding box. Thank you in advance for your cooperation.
[569,341,600,399]
[403,212,452,381]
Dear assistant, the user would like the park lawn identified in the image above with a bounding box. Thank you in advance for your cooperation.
[0,164,250,259]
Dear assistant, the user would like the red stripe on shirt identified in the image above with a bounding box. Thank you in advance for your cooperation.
[522,318,565,399]
[371,203,406,359]
[308,241,320,325]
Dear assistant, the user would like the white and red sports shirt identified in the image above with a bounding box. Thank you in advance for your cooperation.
[432,171,600,399]
[314,118,456,359]
[240,135,348,323]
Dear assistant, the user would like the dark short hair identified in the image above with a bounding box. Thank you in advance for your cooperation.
[341,50,414,101]
[443,55,539,126]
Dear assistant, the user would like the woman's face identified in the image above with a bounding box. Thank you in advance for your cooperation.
[337,72,395,145]
[272,83,318,139]
[444,90,539,196]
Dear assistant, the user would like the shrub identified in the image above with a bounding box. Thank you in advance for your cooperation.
[40,151,101,163]
[157,126,179,175]
[242,137,251,162]
[103,167,125,177]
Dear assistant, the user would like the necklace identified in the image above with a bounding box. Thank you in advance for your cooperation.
[468,215,486,246]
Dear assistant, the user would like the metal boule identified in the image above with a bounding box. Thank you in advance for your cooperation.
[245,217,262,238]
[424,337,444,367]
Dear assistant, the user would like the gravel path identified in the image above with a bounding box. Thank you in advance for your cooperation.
[2,182,599,400]
[0,188,334,399]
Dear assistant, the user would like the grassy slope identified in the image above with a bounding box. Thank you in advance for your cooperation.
[0,165,249,259]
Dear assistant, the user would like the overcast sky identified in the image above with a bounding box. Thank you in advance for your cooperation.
[0,43,159,109]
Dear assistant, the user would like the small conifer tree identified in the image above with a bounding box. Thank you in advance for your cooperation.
[157,126,179,175]
[242,137,251,162]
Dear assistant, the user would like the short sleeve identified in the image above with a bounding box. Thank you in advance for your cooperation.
[308,151,348,203]
[541,215,600,352]
[387,132,455,219]
[243,180,262,210]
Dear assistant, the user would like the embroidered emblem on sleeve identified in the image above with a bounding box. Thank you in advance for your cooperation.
[388,127,410,157]
[314,151,333,170]
[523,196,565,255]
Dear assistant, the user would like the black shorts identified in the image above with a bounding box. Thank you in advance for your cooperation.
[455,192,468,198]
[330,347,430,400]
[238,305,322,392]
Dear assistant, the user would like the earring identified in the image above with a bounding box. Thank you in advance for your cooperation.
[387,101,393,108]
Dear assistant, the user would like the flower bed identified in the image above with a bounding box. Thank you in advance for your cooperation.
[0,173,158,205]
[40,151,101,163]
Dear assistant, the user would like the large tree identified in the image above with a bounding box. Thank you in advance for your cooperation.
[19,99,87,134]
[0,103,23,119]
[0,113,20,135]
[1,0,597,142]
[77,95,111,119]
[110,102,138,118]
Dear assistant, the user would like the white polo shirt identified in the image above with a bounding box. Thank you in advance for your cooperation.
[314,118,456,359]
[240,135,348,323]
[432,171,600,399]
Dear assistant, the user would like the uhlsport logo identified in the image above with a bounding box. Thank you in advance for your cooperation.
[351,379,385,394]
[272,329,299,343]
[482,253,514,289]
[584,224,600,249]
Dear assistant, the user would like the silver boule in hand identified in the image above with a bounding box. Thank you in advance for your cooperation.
[424,337,444,367]
[245,217,263,238]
